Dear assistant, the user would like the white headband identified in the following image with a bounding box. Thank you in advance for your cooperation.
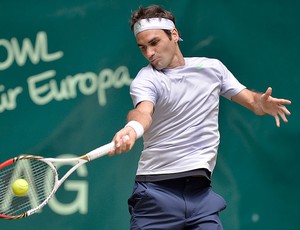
[133,18,183,41]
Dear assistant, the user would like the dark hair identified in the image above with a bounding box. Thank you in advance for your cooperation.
[130,5,176,30]
[130,5,177,40]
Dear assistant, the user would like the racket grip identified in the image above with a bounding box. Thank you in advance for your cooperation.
[87,135,129,161]
[87,142,115,161]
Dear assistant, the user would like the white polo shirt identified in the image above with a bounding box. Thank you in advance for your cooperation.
[130,57,246,175]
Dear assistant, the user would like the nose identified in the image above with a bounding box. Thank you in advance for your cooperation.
[145,47,155,60]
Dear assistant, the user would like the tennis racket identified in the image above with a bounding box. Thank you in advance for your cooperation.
[0,137,126,220]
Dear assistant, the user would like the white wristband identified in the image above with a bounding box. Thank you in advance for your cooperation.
[125,121,144,139]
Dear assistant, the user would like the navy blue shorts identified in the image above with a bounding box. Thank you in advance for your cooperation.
[128,177,226,230]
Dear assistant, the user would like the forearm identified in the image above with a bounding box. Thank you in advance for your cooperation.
[121,100,154,140]
[232,89,266,115]
[127,108,152,133]
[248,91,267,116]
[110,101,154,154]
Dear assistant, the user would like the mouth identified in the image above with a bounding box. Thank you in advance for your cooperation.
[150,58,159,65]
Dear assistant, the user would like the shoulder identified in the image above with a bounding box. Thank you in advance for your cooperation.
[130,65,161,92]
[136,64,156,77]
[185,57,229,73]
[184,57,220,63]
[132,64,161,84]
[185,57,226,69]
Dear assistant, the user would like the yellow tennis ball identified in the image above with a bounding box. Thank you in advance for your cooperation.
[12,179,29,196]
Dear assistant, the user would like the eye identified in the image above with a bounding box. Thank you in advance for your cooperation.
[139,45,146,52]
[149,39,159,46]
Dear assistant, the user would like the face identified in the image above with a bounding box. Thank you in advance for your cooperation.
[136,29,181,70]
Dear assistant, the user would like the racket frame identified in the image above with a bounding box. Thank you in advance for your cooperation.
[0,140,117,219]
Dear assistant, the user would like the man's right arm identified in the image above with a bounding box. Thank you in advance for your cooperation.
[110,100,154,155]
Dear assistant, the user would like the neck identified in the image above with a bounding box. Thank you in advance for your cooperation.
[167,47,185,69]
[168,52,185,69]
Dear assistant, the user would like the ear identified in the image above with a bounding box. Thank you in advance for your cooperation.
[171,28,180,43]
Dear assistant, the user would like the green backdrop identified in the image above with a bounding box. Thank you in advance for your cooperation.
[0,1,299,229]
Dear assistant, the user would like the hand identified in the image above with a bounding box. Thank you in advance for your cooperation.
[260,87,291,127]
[108,127,137,156]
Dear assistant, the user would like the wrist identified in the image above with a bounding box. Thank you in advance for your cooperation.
[258,94,268,115]
[125,120,144,139]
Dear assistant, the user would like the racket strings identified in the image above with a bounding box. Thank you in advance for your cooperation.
[0,158,56,217]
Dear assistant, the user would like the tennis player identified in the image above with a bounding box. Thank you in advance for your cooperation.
[110,5,291,230]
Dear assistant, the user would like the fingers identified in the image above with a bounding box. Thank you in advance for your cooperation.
[261,87,272,101]
[274,115,280,127]
[279,99,292,105]
[117,135,131,153]
[275,99,291,126]
[278,105,291,116]
[271,98,292,106]
[276,108,290,126]
[274,105,291,127]
[265,87,272,96]
[274,111,287,127]
[262,87,291,104]
[109,136,129,156]
[108,127,136,156]
[262,87,291,127]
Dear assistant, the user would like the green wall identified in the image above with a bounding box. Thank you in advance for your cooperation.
[0,1,299,229]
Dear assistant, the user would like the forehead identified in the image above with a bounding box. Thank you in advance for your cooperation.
[136,29,168,44]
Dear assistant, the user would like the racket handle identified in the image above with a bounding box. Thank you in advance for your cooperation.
[87,135,129,161]
[87,142,115,161]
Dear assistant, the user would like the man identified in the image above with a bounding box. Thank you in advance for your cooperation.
[110,5,291,230]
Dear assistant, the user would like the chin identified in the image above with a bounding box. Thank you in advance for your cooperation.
[154,66,163,71]
[152,63,166,71]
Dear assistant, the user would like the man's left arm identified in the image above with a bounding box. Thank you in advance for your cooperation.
[231,87,291,127]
